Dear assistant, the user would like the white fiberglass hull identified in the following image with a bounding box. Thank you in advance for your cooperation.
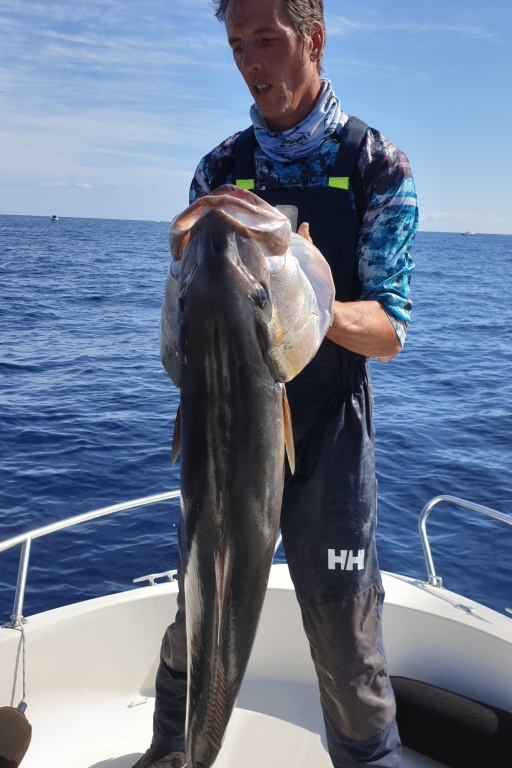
[1,564,511,768]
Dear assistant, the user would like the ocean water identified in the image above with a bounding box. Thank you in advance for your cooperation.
[0,216,511,622]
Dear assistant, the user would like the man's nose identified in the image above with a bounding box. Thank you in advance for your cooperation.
[241,45,261,75]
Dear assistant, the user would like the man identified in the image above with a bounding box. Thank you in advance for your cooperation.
[134,1,417,766]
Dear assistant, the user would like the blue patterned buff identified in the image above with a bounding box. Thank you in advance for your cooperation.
[189,109,418,347]
[251,79,341,162]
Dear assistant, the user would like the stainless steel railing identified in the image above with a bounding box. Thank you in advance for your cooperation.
[0,491,181,628]
[3,492,510,627]
[418,495,512,588]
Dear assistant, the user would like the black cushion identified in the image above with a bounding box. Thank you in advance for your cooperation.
[392,676,512,767]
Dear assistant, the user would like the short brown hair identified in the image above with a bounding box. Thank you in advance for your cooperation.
[212,0,326,73]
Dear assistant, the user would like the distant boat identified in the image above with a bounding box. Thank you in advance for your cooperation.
[52,215,59,221]
[462,230,475,235]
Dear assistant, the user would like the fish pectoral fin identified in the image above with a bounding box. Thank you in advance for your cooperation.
[171,404,181,466]
[282,386,295,475]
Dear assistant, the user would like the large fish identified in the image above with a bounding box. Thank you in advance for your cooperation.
[160,184,334,768]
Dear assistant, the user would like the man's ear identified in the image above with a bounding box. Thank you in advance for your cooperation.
[309,21,324,64]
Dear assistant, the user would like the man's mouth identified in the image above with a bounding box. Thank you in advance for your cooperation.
[255,85,270,94]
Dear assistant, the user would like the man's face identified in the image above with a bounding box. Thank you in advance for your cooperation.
[226,0,323,132]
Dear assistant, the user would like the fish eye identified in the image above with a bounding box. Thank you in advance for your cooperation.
[255,284,268,308]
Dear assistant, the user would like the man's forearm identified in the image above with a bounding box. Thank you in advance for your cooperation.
[326,300,402,362]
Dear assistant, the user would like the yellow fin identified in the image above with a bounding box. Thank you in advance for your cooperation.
[171,405,181,466]
[282,386,295,475]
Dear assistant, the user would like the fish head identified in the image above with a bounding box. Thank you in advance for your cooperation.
[169,184,292,263]
[177,208,275,310]
[160,185,334,386]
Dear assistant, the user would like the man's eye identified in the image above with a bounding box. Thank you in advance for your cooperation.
[261,38,275,45]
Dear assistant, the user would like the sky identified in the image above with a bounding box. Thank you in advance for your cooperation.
[1,0,511,234]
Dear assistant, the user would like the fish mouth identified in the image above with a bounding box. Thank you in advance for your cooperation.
[170,185,291,262]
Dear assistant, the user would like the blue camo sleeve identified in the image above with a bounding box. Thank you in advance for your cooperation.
[189,133,239,203]
[356,129,418,346]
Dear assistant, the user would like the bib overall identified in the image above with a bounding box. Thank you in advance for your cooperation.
[155,118,401,767]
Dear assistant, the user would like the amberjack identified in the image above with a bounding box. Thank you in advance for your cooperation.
[160,184,334,768]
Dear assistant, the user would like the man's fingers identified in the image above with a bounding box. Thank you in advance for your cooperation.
[297,221,313,243]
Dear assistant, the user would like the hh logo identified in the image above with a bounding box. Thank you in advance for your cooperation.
[328,549,365,571]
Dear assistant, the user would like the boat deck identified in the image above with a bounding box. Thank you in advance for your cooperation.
[15,684,445,768]
[3,564,512,768]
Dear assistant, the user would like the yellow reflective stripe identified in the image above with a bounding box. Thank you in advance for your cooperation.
[328,176,350,190]
[236,179,255,190]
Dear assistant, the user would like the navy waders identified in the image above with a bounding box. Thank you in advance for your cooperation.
[154,118,401,767]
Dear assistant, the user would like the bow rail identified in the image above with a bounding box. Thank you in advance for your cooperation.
[1,491,181,628]
[2,493,510,627]
[418,494,512,588]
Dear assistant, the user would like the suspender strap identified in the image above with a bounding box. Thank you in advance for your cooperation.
[234,126,257,189]
[330,116,368,180]
[331,116,369,223]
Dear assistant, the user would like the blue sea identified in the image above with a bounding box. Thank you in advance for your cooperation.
[1,215,511,622]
